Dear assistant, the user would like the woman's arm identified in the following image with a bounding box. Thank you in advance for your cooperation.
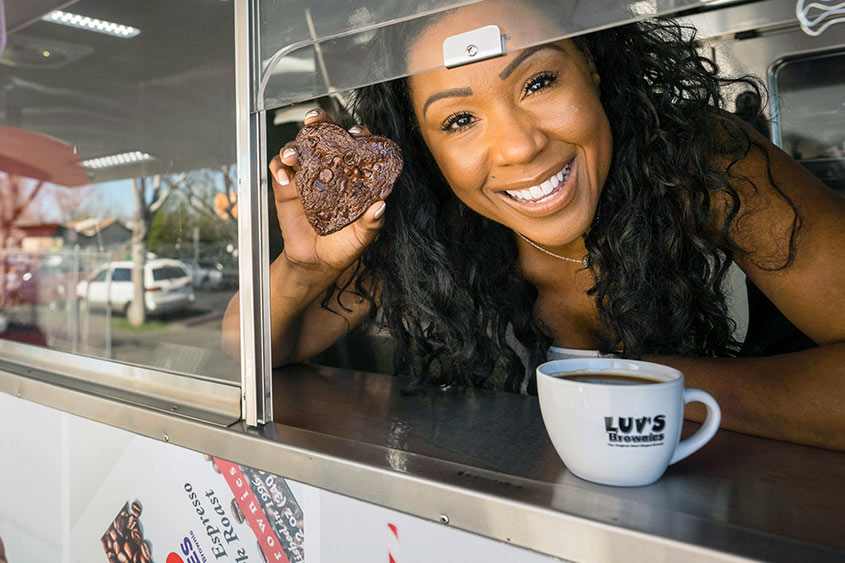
[652,118,845,450]
[221,255,375,366]
[649,345,845,450]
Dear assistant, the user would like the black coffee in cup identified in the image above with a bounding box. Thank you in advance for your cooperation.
[556,372,662,385]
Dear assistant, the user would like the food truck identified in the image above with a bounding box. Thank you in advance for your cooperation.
[0,0,843,561]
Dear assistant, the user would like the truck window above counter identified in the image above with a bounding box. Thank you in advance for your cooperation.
[0,0,242,420]
[773,50,845,192]
[255,0,845,455]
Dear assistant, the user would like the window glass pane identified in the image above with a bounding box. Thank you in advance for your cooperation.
[0,0,240,380]
[112,269,131,282]
[258,0,741,110]
[262,0,763,378]
[774,51,845,192]
[152,266,189,281]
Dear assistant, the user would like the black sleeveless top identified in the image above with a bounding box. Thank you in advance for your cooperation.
[739,279,817,357]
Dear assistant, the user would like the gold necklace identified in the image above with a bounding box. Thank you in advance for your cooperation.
[515,231,587,267]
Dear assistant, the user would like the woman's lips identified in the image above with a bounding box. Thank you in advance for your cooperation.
[504,161,572,203]
[497,158,578,216]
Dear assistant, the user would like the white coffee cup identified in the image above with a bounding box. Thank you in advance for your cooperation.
[536,358,721,487]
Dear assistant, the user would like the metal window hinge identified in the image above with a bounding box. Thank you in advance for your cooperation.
[443,25,504,69]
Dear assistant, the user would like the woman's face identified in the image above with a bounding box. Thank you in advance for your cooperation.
[407,9,613,249]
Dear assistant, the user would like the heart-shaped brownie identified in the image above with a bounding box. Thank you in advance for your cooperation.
[294,121,403,236]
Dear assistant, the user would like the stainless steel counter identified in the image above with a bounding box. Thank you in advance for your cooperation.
[2,357,843,562]
[271,364,845,562]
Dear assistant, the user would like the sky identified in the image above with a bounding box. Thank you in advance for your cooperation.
[79,179,136,220]
[17,168,234,225]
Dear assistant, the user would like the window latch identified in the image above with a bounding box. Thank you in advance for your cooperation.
[443,25,504,69]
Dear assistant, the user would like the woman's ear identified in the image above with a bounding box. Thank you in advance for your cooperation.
[583,47,601,87]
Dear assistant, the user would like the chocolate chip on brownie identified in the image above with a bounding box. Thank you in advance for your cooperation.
[294,121,403,236]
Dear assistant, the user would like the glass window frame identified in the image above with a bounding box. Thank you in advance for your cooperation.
[770,48,845,189]
[245,0,758,424]
[0,0,244,427]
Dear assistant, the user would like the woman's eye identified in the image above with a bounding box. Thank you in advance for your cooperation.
[440,112,476,133]
[522,71,559,98]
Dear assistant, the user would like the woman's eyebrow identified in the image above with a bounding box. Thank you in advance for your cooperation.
[498,44,566,80]
[420,44,565,117]
[422,87,473,117]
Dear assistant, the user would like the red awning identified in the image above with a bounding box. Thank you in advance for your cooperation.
[0,125,89,187]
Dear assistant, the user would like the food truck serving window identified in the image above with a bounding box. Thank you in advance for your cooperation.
[0,0,241,424]
[255,0,755,377]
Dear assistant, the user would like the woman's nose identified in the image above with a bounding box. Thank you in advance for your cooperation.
[487,107,548,166]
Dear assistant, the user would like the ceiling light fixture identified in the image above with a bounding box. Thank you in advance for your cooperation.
[42,11,141,39]
[81,151,154,169]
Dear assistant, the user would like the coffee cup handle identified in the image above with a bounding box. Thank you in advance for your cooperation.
[669,388,721,465]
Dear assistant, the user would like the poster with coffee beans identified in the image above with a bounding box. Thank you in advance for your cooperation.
[66,432,312,563]
[101,501,152,563]
[4,394,562,563]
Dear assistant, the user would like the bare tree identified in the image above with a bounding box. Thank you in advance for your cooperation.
[127,174,181,326]
[168,165,237,236]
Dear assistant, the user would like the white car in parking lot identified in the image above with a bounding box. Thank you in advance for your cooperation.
[76,259,195,315]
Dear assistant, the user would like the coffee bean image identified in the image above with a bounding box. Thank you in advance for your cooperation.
[230,498,246,524]
[102,501,152,563]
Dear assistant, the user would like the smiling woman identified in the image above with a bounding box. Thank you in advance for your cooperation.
[407,37,610,261]
[222,0,845,449]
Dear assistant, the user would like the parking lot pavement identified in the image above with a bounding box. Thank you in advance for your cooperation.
[1,288,240,379]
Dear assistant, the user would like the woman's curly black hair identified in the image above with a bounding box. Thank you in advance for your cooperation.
[323,12,800,394]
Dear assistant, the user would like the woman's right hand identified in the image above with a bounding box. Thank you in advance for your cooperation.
[269,108,387,273]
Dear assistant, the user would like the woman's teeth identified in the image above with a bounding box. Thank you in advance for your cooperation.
[505,162,572,204]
